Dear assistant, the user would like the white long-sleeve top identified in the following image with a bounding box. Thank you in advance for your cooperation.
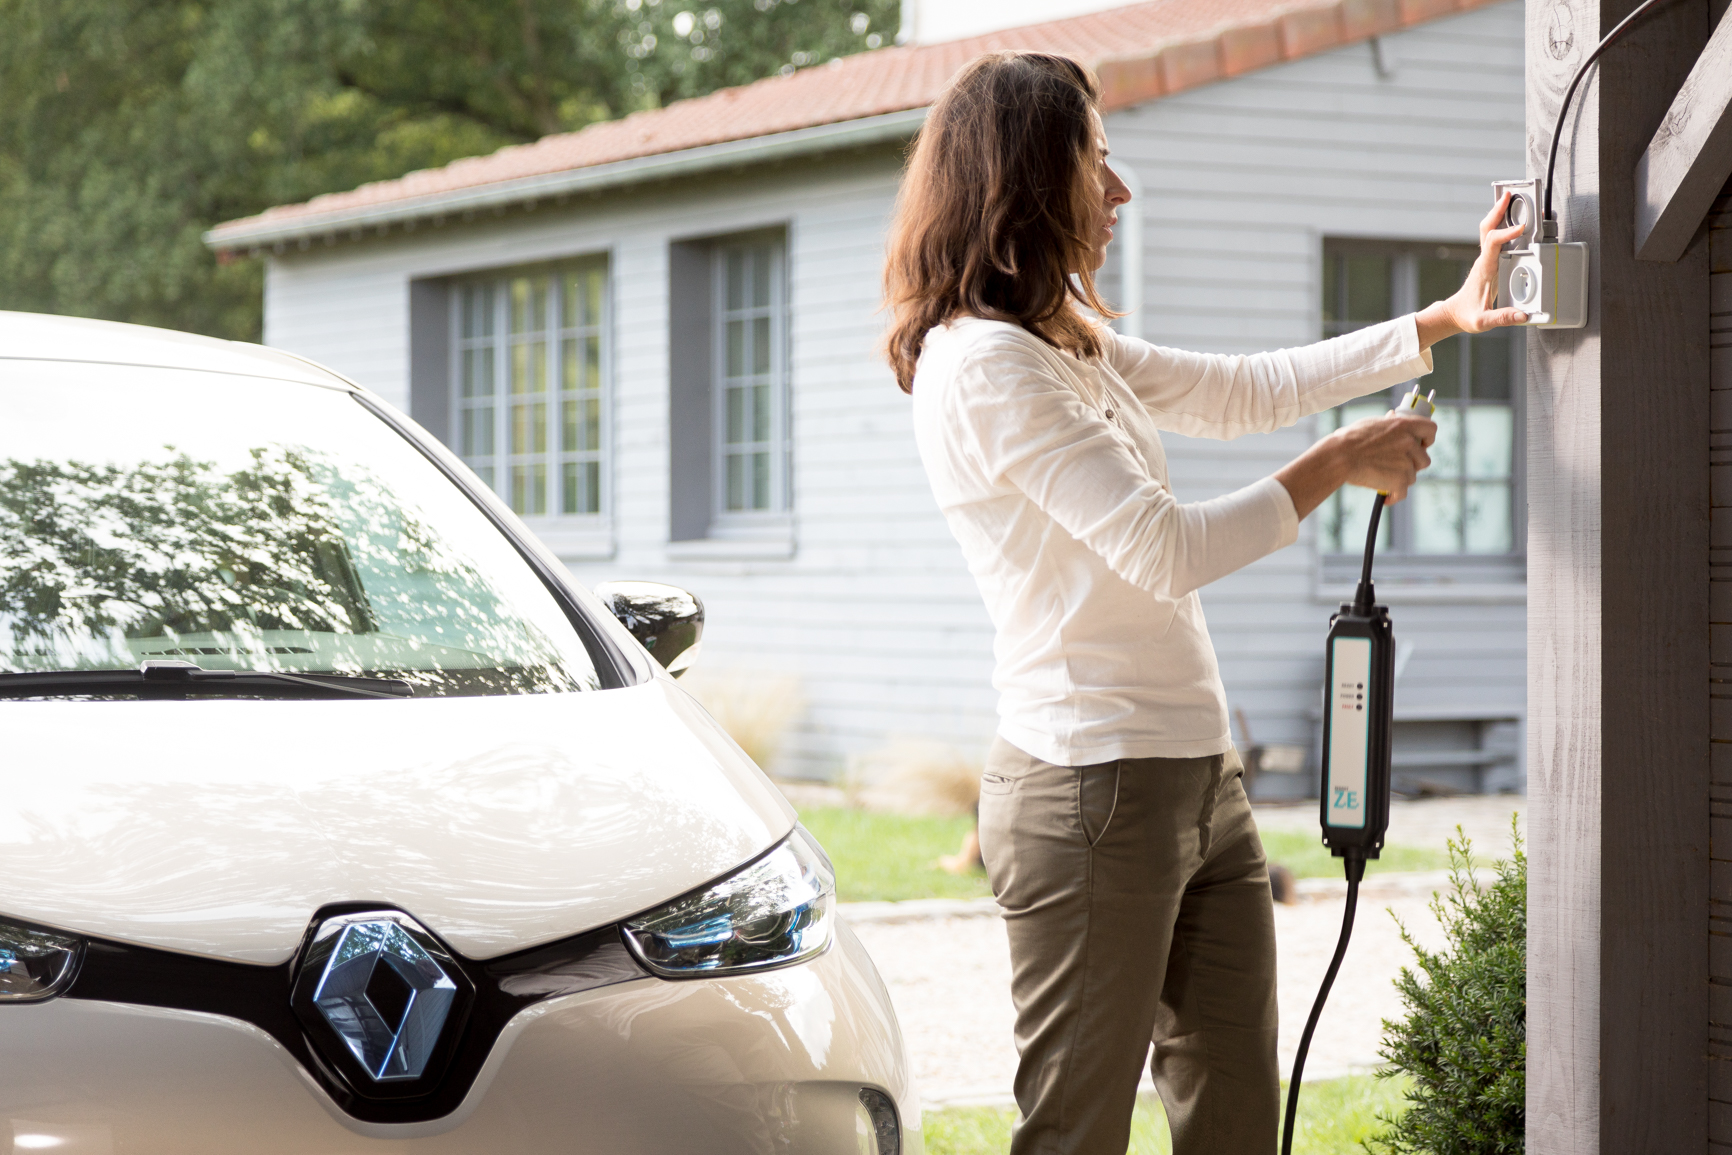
[911,315,1433,766]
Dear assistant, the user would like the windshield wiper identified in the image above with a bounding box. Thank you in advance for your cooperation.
[0,660,414,700]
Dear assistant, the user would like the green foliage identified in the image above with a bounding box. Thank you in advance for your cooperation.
[0,0,896,341]
[1369,823,1526,1155]
[1259,828,1449,879]
[797,807,993,904]
[922,1077,1411,1155]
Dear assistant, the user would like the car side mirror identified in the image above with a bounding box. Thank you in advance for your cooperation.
[592,581,704,678]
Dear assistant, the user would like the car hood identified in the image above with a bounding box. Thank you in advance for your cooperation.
[0,680,795,964]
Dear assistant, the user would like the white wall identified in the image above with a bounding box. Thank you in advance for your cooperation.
[263,0,1527,784]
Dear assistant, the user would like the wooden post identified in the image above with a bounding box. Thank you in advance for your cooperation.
[1526,0,1714,1149]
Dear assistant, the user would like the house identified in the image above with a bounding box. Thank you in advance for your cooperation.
[206,0,1529,795]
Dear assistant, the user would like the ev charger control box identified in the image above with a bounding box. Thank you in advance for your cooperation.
[1320,601,1392,858]
[1491,178,1588,329]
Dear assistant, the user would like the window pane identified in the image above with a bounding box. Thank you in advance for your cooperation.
[461,407,493,458]
[584,461,600,513]
[1471,330,1514,400]
[585,335,600,386]
[752,316,771,375]
[1465,406,1514,479]
[583,397,600,452]
[462,285,494,339]
[1343,256,1392,322]
[561,275,578,331]
[1323,255,1341,325]
[1428,336,1464,400]
[726,385,746,444]
[561,337,578,394]
[752,451,771,509]
[462,349,492,399]
[726,453,745,510]
[753,382,771,442]
[510,279,529,334]
[726,250,745,311]
[561,389,577,453]
[1410,483,1463,553]
[1428,407,1463,477]
[510,464,546,516]
[727,320,745,377]
[509,278,547,336]
[585,269,604,327]
[1324,484,1390,554]
[511,344,528,395]
[1416,258,1465,312]
[1464,482,1513,553]
[752,247,772,308]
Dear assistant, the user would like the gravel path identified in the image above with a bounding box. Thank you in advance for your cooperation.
[847,795,1525,1109]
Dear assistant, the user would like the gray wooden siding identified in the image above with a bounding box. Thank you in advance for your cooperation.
[261,2,1526,783]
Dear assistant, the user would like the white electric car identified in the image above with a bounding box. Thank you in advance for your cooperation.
[0,312,917,1154]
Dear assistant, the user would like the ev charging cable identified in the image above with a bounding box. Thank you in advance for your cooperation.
[1279,387,1433,1155]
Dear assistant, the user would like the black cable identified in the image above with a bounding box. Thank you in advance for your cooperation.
[1282,488,1386,1155]
[1354,494,1385,613]
[1280,851,1367,1155]
[1541,0,1682,229]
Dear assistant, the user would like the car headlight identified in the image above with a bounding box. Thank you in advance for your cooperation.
[622,827,835,978]
[0,920,83,1002]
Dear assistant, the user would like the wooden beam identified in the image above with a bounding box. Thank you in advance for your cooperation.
[1635,4,1732,261]
[1526,0,1713,1150]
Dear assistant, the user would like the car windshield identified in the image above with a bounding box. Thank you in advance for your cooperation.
[0,361,603,696]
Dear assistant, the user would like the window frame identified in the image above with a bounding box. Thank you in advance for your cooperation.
[708,235,791,533]
[448,256,613,556]
[1315,237,1527,590]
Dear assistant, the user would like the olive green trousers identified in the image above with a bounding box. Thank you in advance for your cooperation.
[977,738,1279,1155]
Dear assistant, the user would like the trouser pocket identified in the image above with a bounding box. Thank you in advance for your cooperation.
[1078,761,1121,847]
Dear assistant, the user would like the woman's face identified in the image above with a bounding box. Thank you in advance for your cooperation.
[1088,112,1133,271]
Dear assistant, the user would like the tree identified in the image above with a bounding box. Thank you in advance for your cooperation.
[0,0,894,342]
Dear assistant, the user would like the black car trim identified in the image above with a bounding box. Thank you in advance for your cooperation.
[350,392,644,691]
[62,907,648,1125]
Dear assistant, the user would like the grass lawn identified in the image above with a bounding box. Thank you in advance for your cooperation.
[800,807,1448,904]
[921,1074,1409,1154]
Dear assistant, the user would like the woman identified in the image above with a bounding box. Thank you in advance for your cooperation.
[882,52,1526,1155]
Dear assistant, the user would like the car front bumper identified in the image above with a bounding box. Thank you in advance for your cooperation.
[0,924,919,1154]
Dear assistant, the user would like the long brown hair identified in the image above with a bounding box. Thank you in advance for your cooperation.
[882,51,1117,393]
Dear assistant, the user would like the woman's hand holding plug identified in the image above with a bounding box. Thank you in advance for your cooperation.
[1276,411,1437,521]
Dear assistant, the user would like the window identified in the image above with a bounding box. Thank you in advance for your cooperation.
[714,238,788,520]
[453,260,608,521]
[1317,242,1522,571]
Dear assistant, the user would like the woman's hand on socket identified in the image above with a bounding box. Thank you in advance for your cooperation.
[1414,193,1530,349]
[1334,411,1436,503]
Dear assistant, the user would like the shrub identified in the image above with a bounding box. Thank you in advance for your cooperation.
[1369,820,1526,1155]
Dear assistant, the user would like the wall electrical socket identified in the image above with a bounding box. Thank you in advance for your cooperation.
[1491,179,1588,329]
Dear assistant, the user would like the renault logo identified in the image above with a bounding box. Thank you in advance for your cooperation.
[291,909,472,1094]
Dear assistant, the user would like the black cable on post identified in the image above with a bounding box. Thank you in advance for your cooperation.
[1280,851,1367,1155]
[1540,0,1680,230]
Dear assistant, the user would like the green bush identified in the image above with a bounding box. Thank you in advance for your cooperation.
[1369,821,1525,1154]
